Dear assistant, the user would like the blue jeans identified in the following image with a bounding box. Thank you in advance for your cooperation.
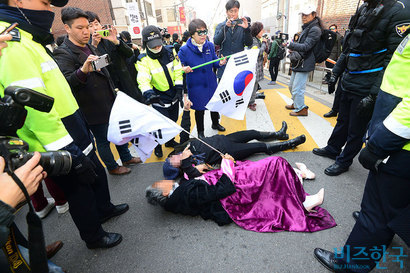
[89,123,132,170]
[18,245,65,273]
[289,71,309,112]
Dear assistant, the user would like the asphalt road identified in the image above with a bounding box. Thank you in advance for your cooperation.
[13,73,409,273]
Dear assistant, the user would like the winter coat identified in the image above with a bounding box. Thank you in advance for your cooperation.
[53,37,116,125]
[178,38,221,110]
[214,19,253,78]
[332,0,410,96]
[164,173,235,226]
[328,31,343,61]
[250,37,267,82]
[268,38,283,60]
[288,18,322,72]
[96,39,143,102]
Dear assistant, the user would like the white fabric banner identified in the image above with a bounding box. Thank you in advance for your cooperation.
[206,49,259,120]
[107,92,182,162]
[126,2,143,39]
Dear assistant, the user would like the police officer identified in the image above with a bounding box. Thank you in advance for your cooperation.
[312,0,410,176]
[137,25,183,158]
[0,0,128,249]
[314,33,410,272]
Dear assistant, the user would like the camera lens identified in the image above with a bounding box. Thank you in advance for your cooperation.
[36,151,72,176]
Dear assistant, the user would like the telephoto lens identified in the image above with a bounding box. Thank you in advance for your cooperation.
[11,151,72,176]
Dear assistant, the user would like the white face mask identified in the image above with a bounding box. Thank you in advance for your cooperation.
[148,46,162,54]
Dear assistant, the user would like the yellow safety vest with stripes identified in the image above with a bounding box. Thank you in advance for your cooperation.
[380,34,410,151]
[136,49,183,93]
[0,22,77,152]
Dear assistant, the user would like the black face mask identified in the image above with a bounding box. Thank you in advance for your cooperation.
[0,4,55,32]
[0,4,55,45]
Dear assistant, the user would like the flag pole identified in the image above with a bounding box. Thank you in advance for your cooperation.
[182,55,232,73]
[144,105,226,157]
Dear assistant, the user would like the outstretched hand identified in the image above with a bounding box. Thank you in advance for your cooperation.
[222,153,235,162]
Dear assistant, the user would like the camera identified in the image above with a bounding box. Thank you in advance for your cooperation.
[96,29,110,37]
[231,19,243,26]
[92,54,111,71]
[0,136,71,176]
[0,86,72,176]
[279,33,289,41]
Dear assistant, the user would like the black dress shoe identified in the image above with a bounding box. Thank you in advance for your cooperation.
[165,139,179,148]
[154,145,163,158]
[197,131,205,139]
[314,248,355,272]
[212,124,226,132]
[352,211,360,221]
[312,147,338,160]
[324,110,338,118]
[86,233,122,249]
[100,204,129,223]
[324,163,349,176]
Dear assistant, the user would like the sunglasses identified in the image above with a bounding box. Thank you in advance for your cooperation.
[196,30,208,36]
[330,27,336,30]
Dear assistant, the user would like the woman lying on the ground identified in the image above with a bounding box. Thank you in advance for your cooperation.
[166,108,306,179]
[147,154,336,232]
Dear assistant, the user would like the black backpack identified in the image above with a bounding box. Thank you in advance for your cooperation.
[275,42,286,60]
[313,29,337,63]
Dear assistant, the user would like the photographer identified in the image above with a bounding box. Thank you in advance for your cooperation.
[54,7,141,176]
[0,0,128,249]
[85,11,144,103]
[214,0,252,79]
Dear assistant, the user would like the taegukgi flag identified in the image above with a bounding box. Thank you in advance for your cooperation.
[206,49,259,120]
[107,92,182,162]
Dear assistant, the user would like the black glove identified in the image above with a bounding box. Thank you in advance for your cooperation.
[358,144,384,172]
[143,89,164,106]
[174,86,184,108]
[73,155,98,184]
[357,94,377,120]
[328,74,337,94]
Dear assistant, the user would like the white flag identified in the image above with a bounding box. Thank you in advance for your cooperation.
[206,49,259,120]
[107,92,182,162]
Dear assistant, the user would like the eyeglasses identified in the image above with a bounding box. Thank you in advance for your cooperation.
[196,30,208,36]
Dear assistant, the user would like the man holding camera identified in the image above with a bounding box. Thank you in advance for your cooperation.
[54,7,141,176]
[0,0,128,249]
[214,0,252,81]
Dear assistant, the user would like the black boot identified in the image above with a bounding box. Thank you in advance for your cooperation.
[266,135,306,155]
[154,145,163,158]
[197,131,205,140]
[258,121,289,141]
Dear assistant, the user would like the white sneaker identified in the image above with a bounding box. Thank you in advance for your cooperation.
[56,202,69,214]
[36,198,55,219]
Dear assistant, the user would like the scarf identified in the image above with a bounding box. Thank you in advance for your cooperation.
[191,38,205,52]
[0,4,55,46]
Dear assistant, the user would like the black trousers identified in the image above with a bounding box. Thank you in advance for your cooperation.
[269,58,280,82]
[331,81,342,113]
[194,110,220,132]
[341,170,410,272]
[54,152,114,243]
[153,102,179,143]
[326,91,371,168]
[224,130,267,159]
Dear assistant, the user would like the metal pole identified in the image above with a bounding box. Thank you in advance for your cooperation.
[143,0,150,25]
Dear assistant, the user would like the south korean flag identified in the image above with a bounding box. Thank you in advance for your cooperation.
[107,92,182,162]
[206,49,259,120]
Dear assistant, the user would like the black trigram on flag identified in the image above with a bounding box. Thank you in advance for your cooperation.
[131,138,139,147]
[119,120,132,134]
[151,129,163,139]
[234,54,249,66]
[219,90,231,103]
[235,98,244,108]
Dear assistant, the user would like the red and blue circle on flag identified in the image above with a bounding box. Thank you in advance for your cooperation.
[233,70,253,96]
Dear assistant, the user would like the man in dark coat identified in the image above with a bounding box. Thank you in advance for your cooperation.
[86,11,143,102]
[313,0,410,176]
[285,5,322,117]
[54,7,141,176]
[213,0,253,79]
